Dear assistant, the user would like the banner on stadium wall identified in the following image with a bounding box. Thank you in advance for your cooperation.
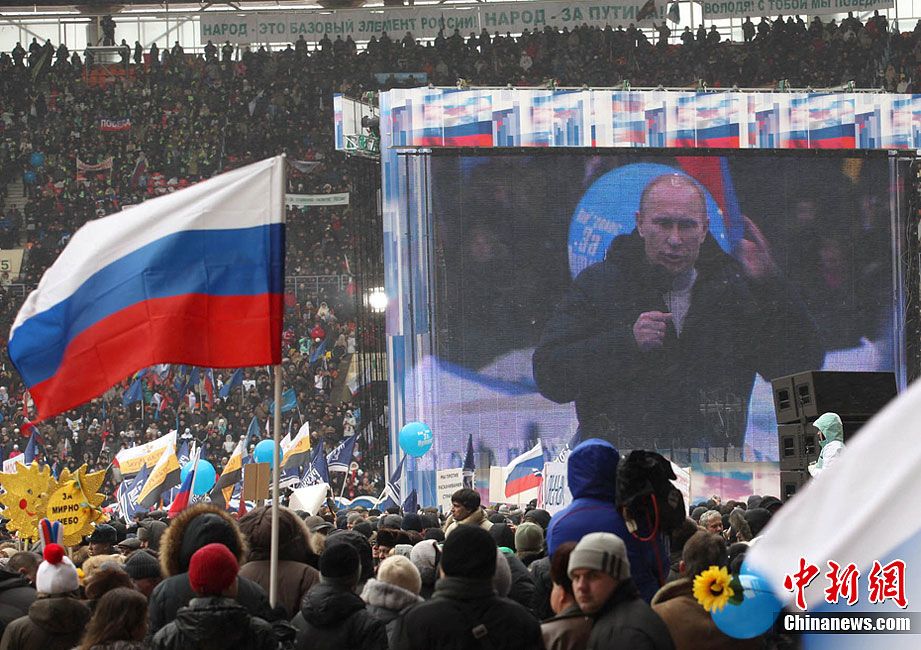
[200,0,663,45]
[0,249,24,279]
[285,192,350,207]
[701,0,893,20]
[114,431,177,476]
[76,156,114,180]
[539,461,572,515]
[436,468,463,513]
[99,118,131,132]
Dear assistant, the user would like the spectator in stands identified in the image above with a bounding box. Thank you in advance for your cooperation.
[238,506,320,619]
[546,439,668,603]
[568,533,674,650]
[152,543,276,650]
[442,488,493,536]
[77,587,148,650]
[148,504,273,635]
[361,554,423,644]
[0,544,90,650]
[540,541,592,650]
[391,526,541,650]
[292,542,387,650]
[652,531,760,650]
[0,556,36,636]
[699,511,724,536]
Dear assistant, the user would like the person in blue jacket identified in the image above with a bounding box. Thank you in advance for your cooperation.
[546,438,668,603]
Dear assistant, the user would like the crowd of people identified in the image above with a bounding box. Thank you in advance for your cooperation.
[0,437,787,649]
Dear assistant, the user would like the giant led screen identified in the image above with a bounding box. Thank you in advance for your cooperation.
[416,151,898,466]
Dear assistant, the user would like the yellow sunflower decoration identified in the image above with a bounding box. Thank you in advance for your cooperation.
[694,565,735,612]
[0,462,108,545]
[0,462,54,541]
[45,466,108,546]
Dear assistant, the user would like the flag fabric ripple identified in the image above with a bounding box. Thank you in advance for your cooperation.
[8,156,286,420]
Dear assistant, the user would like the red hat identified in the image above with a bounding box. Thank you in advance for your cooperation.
[188,543,238,596]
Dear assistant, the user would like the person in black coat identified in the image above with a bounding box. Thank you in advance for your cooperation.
[0,565,36,636]
[151,543,276,650]
[533,173,823,450]
[147,504,274,635]
[391,525,541,650]
[291,543,387,650]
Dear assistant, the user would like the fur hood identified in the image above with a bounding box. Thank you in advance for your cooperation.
[159,503,248,577]
[238,505,314,562]
[361,578,422,613]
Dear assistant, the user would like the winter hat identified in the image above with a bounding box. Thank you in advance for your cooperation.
[758,496,783,514]
[410,539,440,587]
[515,522,544,554]
[691,506,708,522]
[353,521,373,539]
[319,542,360,587]
[84,565,132,600]
[420,513,440,530]
[746,495,763,510]
[523,508,552,531]
[392,544,414,559]
[493,549,512,597]
[743,508,772,538]
[89,524,117,544]
[36,544,79,595]
[117,537,142,552]
[568,533,630,582]
[401,513,423,532]
[381,514,403,530]
[188,543,238,596]
[489,523,516,551]
[239,506,311,562]
[377,555,422,595]
[423,528,445,542]
[325,530,374,584]
[124,550,162,581]
[441,525,497,580]
[304,515,334,534]
[177,511,242,573]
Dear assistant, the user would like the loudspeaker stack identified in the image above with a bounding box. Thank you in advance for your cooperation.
[771,371,896,501]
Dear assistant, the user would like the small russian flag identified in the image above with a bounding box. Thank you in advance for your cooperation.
[505,440,545,498]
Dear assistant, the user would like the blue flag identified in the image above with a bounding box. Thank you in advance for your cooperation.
[462,434,476,489]
[378,456,406,511]
[402,489,418,514]
[122,377,143,407]
[326,434,358,472]
[268,388,298,415]
[300,442,330,487]
[219,369,243,399]
[23,432,38,464]
[117,463,149,519]
[309,338,328,364]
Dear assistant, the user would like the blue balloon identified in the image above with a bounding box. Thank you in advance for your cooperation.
[711,569,783,639]
[30,152,45,168]
[22,170,36,185]
[180,459,217,496]
[254,439,283,467]
[399,421,433,458]
[568,163,732,279]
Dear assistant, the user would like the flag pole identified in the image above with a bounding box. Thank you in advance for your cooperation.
[269,154,285,611]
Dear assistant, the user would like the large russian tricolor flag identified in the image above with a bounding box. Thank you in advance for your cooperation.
[9,156,286,421]
[505,440,545,498]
